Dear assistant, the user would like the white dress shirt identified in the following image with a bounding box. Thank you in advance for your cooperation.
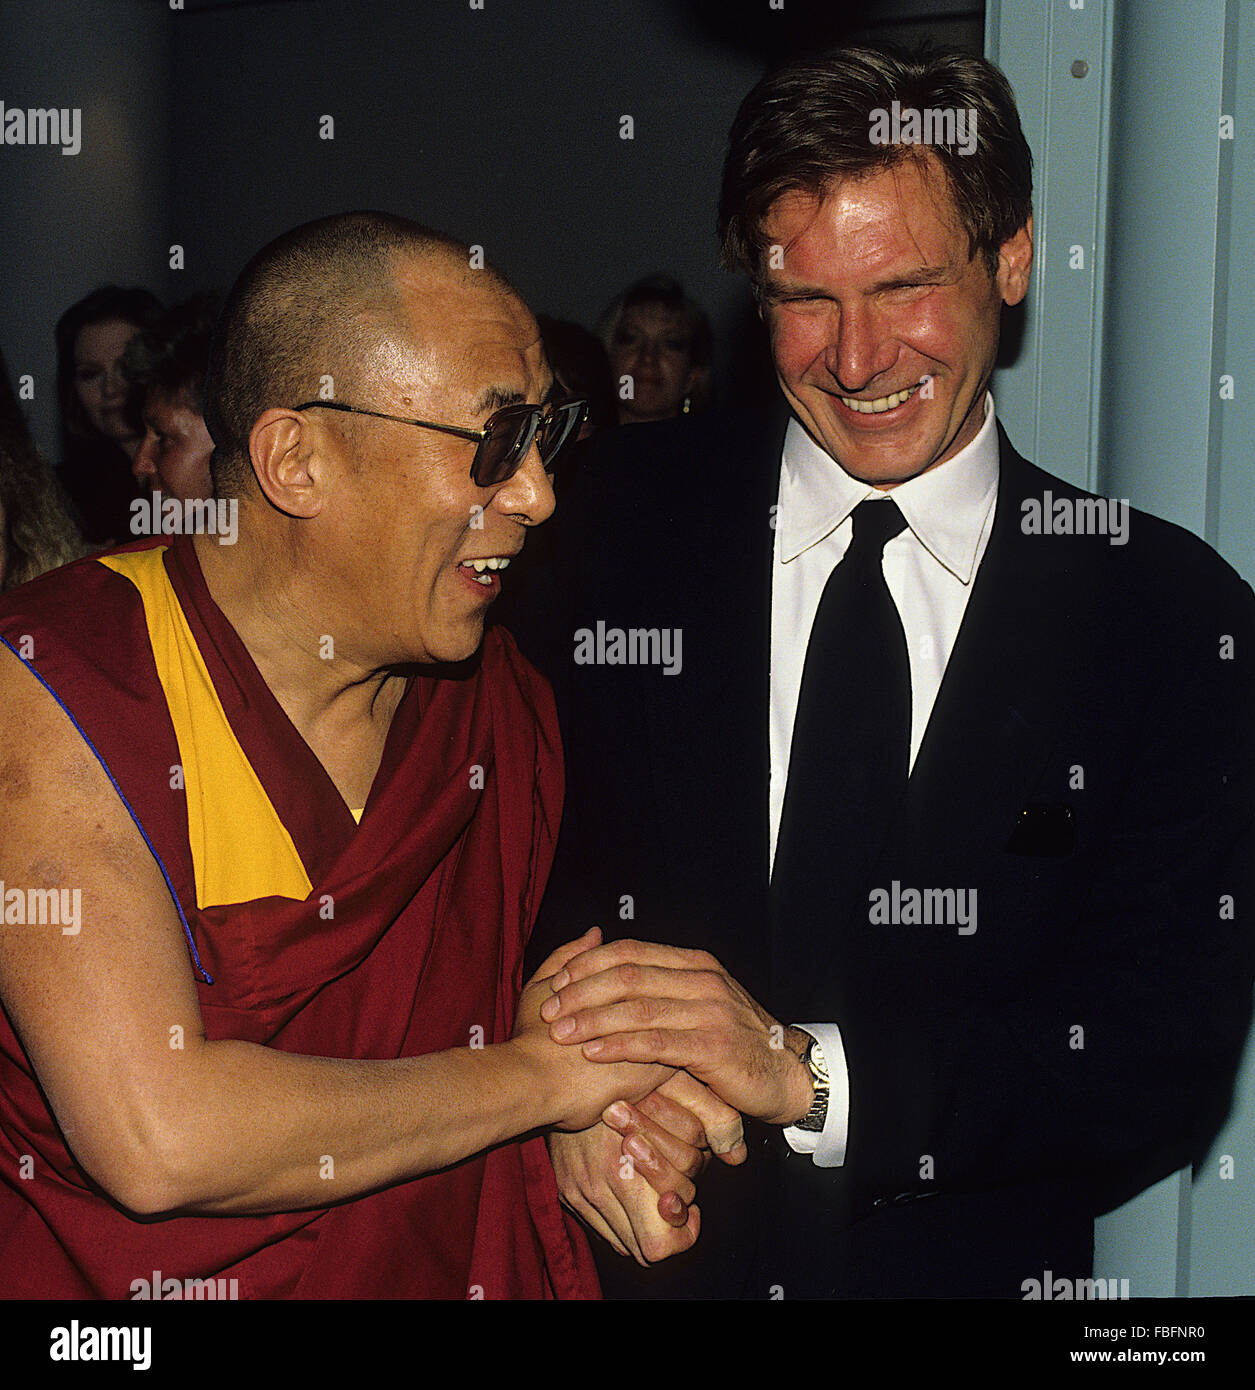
[771,394,1000,1164]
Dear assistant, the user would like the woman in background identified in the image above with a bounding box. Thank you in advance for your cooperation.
[598,274,713,425]
[55,285,162,544]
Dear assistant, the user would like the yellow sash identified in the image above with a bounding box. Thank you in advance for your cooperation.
[99,549,313,908]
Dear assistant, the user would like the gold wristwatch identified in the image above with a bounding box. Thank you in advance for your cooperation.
[793,1029,830,1132]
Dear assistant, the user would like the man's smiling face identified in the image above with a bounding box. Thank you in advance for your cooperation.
[759,152,1032,487]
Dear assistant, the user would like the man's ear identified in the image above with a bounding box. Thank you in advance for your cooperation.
[248,409,324,519]
[996,216,1033,308]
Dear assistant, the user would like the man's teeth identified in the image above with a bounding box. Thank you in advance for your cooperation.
[839,385,919,414]
[460,556,511,585]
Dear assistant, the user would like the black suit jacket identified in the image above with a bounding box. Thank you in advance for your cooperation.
[502,410,1255,1299]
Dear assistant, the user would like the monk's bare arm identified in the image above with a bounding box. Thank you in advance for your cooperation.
[0,649,670,1217]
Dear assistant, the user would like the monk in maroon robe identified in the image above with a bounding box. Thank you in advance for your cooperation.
[0,213,742,1299]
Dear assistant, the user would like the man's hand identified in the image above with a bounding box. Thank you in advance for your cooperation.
[548,1122,700,1264]
[512,929,676,1131]
[631,1069,748,1167]
[540,939,815,1126]
[548,1071,747,1264]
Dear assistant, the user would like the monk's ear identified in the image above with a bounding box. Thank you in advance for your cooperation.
[247,408,324,519]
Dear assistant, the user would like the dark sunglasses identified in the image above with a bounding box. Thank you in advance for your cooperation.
[292,396,589,487]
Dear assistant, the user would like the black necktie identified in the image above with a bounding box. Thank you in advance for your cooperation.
[770,498,911,1006]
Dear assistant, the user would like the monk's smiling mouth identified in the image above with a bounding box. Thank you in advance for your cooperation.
[455,555,515,596]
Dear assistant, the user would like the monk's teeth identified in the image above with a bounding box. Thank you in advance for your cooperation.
[839,384,919,414]
[459,556,511,574]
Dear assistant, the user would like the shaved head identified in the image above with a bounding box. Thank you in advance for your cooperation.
[203,211,514,497]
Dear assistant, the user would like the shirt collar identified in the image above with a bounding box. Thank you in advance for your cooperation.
[776,392,999,583]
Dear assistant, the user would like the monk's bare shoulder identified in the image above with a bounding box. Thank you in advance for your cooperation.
[0,642,148,874]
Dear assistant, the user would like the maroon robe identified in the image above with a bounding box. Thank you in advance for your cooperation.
[0,535,599,1299]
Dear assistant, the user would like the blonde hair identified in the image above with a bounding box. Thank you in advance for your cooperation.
[0,440,87,590]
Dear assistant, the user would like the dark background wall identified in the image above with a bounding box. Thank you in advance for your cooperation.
[0,0,169,453]
[0,0,980,457]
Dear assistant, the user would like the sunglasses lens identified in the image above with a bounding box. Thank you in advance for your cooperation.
[538,402,587,467]
[472,400,588,485]
[474,407,535,486]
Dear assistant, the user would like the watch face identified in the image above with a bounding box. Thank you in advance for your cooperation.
[795,1034,829,1130]
[803,1033,829,1081]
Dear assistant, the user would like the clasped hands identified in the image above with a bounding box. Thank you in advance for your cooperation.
[525,927,814,1265]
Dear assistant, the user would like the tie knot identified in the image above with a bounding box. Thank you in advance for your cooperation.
[850,498,908,558]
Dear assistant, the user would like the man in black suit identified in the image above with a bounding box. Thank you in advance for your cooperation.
[515,46,1255,1298]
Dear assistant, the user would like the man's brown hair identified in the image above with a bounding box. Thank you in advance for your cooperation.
[719,46,1033,284]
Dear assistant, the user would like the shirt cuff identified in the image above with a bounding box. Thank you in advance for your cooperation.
[782,1022,850,1168]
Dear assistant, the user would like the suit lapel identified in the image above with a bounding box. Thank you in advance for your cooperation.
[888,431,1079,868]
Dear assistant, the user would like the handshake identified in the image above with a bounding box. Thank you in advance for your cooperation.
[513,926,817,1264]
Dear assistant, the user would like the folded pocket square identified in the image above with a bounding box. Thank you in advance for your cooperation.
[1005,803,1075,856]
